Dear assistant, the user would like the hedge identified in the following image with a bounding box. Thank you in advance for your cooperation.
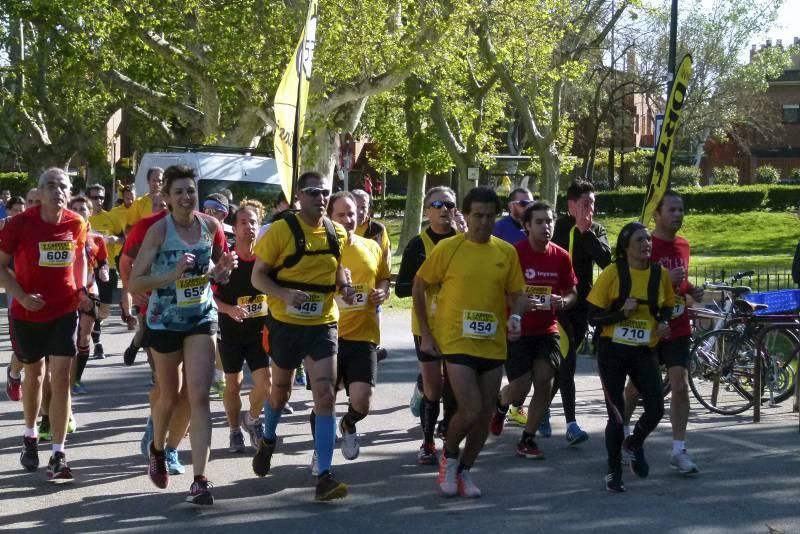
[374,185,800,216]
[0,172,35,196]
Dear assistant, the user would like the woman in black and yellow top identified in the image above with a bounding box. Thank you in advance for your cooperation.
[587,221,674,493]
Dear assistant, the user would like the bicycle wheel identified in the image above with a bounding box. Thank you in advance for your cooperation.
[756,325,799,404]
[689,329,757,415]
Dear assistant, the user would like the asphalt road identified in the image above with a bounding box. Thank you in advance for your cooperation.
[1,308,799,534]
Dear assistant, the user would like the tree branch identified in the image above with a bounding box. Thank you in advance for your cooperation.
[103,69,204,127]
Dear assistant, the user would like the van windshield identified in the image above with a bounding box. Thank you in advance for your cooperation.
[199,180,282,223]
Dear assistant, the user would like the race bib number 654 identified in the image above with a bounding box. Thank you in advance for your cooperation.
[176,276,209,307]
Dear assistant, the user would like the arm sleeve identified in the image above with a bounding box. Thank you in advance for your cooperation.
[395,237,423,298]
[578,224,612,268]
[587,303,628,327]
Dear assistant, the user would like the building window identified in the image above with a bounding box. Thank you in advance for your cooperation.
[783,104,800,124]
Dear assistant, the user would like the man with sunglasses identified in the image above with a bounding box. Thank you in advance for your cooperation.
[251,171,354,502]
[87,184,125,359]
[550,180,611,445]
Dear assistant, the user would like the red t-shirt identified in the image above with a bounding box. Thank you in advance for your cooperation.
[87,232,108,269]
[0,206,88,322]
[651,234,691,339]
[515,240,578,336]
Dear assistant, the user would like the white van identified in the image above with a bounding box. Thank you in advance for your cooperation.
[133,148,283,209]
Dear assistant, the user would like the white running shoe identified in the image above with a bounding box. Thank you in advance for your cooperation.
[339,419,360,460]
[670,449,699,475]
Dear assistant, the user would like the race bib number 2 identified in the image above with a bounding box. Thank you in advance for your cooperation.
[613,319,652,346]
[176,276,209,307]
[462,310,497,339]
[336,283,368,310]
[39,241,74,267]
[287,293,323,318]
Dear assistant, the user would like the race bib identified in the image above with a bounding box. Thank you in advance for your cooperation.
[525,285,552,308]
[336,283,368,310]
[237,295,268,318]
[175,275,209,307]
[462,310,497,339]
[287,293,324,318]
[672,296,685,318]
[613,319,652,346]
[39,241,74,267]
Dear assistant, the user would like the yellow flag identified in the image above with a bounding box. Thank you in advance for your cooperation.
[273,0,319,203]
[641,54,693,225]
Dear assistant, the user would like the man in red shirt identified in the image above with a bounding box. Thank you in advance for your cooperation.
[625,190,703,475]
[489,201,578,459]
[0,168,92,483]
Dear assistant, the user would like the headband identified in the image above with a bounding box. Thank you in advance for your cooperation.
[203,199,228,214]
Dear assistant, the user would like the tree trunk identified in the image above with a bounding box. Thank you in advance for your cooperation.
[306,98,368,180]
[538,143,561,205]
[398,163,426,255]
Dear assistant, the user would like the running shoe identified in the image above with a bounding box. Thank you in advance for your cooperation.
[436,420,448,441]
[123,342,139,366]
[229,430,246,453]
[537,410,552,438]
[252,438,275,477]
[47,451,74,484]
[565,422,589,446]
[242,415,265,448]
[507,405,528,426]
[140,417,154,460]
[315,471,348,501]
[417,442,438,465]
[38,418,52,442]
[622,437,649,479]
[20,436,39,471]
[67,414,77,434]
[6,366,22,401]
[605,470,626,493]
[72,382,87,395]
[165,447,185,475]
[282,403,295,415]
[294,366,307,387]
[310,450,320,477]
[186,477,214,505]
[516,436,545,459]
[457,471,482,498]
[126,315,138,331]
[148,442,169,489]
[409,384,424,418]
[339,419,360,460]
[670,449,699,475]
[437,453,458,497]
[489,410,506,436]
[92,343,105,360]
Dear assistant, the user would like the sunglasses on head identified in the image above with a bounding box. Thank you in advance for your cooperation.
[512,199,534,207]
[429,200,456,210]
[301,187,330,197]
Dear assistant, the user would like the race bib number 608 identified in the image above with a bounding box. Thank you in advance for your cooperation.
[39,241,74,267]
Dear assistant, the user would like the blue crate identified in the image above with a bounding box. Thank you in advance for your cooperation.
[745,290,800,315]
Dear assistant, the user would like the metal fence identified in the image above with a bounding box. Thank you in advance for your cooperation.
[689,267,795,292]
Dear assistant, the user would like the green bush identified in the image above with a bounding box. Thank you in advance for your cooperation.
[372,194,406,216]
[628,164,650,186]
[0,172,35,196]
[670,165,701,187]
[755,165,781,184]
[711,166,740,185]
[790,168,800,180]
[764,185,800,211]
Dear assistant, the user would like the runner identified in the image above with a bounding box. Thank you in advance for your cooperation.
[550,180,611,443]
[587,221,673,492]
[624,190,702,475]
[395,186,458,465]
[319,191,390,466]
[492,187,535,427]
[129,164,236,505]
[110,186,136,329]
[3,196,26,402]
[490,201,578,460]
[0,168,91,483]
[212,200,269,454]
[25,188,40,209]
[126,167,163,230]
[414,186,526,498]
[250,170,353,501]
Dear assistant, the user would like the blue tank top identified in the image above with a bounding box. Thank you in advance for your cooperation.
[146,214,217,331]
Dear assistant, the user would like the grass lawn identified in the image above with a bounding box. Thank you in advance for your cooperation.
[378,210,798,305]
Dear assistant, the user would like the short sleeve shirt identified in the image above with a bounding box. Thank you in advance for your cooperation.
[515,241,577,336]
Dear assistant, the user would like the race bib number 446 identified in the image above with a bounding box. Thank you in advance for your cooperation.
[287,293,324,318]
[462,310,497,339]
[39,241,74,267]
[176,276,209,307]
[613,319,652,346]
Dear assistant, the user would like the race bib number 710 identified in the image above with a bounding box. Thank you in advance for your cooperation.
[613,319,652,346]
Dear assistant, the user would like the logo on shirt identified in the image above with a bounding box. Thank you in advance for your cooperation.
[525,268,536,279]
[525,268,558,281]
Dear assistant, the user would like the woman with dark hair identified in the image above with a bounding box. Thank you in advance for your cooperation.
[586,221,674,493]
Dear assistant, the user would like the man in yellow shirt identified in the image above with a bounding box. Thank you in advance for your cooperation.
[110,186,136,327]
[414,186,527,498]
[251,171,355,502]
[126,167,163,230]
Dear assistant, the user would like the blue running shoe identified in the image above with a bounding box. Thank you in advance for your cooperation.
[140,417,154,460]
[165,447,185,475]
[566,422,589,446]
[538,410,552,438]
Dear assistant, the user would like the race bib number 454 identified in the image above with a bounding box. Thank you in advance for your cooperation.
[462,310,497,339]
[39,241,74,267]
[176,276,209,307]
[287,293,324,318]
[613,319,652,346]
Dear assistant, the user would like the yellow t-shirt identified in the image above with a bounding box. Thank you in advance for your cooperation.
[127,194,155,228]
[417,234,524,360]
[110,204,129,232]
[587,263,675,348]
[356,219,391,260]
[254,216,347,325]
[337,234,391,343]
[89,210,125,268]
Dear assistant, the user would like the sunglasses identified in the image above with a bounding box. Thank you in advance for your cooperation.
[89,196,105,201]
[512,199,534,207]
[428,200,456,210]
[301,187,330,197]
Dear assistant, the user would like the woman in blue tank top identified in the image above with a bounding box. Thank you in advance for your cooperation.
[130,165,236,505]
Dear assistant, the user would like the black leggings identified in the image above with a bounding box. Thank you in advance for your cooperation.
[550,305,588,423]
[597,338,664,472]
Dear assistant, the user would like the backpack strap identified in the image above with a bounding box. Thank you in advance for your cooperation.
[281,213,306,269]
[269,213,340,293]
[364,220,384,241]
[610,259,632,313]
[647,263,662,321]
[610,259,662,321]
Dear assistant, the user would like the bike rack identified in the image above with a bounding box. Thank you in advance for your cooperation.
[751,321,800,430]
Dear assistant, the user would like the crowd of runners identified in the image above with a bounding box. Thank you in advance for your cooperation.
[1,165,703,504]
